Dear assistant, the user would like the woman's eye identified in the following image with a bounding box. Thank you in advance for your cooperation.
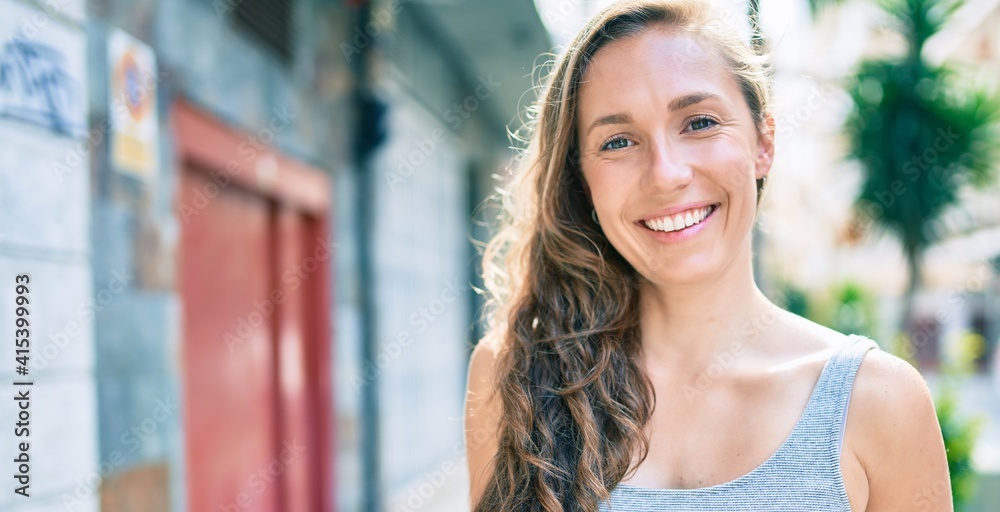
[689,117,717,131]
[600,137,632,151]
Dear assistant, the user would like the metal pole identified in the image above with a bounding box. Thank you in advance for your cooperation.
[349,2,383,510]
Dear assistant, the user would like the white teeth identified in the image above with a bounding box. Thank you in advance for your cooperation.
[644,205,714,233]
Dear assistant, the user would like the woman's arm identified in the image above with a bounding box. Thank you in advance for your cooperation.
[851,349,953,511]
[464,339,502,510]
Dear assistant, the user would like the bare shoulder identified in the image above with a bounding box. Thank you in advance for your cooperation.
[464,336,504,508]
[779,310,953,510]
[849,343,939,452]
[466,335,503,406]
[770,308,864,356]
[846,339,953,511]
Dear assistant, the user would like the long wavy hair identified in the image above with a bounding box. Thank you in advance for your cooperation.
[475,1,773,510]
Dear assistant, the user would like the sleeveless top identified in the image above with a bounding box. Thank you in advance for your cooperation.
[599,334,879,512]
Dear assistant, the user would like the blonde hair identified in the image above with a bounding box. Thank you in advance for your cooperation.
[476,1,773,510]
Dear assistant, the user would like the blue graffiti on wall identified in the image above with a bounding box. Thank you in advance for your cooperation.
[0,37,84,137]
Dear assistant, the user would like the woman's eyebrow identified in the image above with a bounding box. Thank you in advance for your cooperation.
[584,93,721,137]
[668,92,720,111]
[585,113,632,136]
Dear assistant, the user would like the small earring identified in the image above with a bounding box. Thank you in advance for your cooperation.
[591,209,600,225]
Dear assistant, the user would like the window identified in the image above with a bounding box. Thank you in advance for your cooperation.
[231,0,294,63]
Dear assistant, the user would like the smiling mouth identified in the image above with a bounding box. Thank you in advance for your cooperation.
[640,204,719,233]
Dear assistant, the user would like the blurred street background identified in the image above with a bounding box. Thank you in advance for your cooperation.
[0,0,997,511]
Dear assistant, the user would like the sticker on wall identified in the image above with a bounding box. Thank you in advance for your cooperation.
[0,0,87,138]
[109,28,159,181]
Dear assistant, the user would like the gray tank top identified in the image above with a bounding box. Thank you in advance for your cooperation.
[599,334,878,512]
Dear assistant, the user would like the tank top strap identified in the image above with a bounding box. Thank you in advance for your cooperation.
[598,334,881,511]
[812,334,880,456]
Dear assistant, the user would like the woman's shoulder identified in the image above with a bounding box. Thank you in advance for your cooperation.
[466,330,509,409]
[465,333,506,506]
[780,309,917,381]
[843,336,949,507]
[782,312,949,506]
[778,310,924,403]
[468,331,505,374]
[847,335,938,445]
[772,307,873,356]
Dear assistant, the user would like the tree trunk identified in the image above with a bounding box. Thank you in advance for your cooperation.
[900,249,922,343]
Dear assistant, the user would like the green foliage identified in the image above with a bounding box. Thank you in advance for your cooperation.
[839,3,996,502]
[776,283,810,318]
[932,331,987,510]
[777,281,984,510]
[937,389,983,511]
[847,58,999,255]
[806,0,847,17]
[844,0,1000,331]
[773,280,878,338]
[826,281,879,337]
[879,0,963,55]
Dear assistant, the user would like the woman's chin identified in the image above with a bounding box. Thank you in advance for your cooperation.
[636,259,717,287]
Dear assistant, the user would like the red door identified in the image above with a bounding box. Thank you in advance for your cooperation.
[175,102,334,512]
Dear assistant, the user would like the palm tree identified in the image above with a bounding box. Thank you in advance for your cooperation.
[843,0,999,332]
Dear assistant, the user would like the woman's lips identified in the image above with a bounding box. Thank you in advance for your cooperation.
[639,203,719,242]
[640,204,719,233]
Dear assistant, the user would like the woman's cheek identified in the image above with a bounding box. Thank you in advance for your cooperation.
[707,147,756,192]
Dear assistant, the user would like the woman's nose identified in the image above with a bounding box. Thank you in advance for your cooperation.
[641,138,693,191]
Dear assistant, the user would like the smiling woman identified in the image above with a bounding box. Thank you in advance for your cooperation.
[464,1,952,511]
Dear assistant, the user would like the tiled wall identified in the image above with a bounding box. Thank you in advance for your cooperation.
[1,0,504,510]
[0,1,98,511]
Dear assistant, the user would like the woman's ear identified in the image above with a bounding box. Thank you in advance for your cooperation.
[755,112,775,179]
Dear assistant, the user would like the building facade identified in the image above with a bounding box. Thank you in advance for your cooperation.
[0,0,549,511]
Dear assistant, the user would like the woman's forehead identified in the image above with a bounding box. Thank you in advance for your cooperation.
[576,29,741,121]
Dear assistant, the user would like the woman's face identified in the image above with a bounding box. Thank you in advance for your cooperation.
[575,27,773,286]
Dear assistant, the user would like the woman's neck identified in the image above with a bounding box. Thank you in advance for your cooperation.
[637,260,777,374]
